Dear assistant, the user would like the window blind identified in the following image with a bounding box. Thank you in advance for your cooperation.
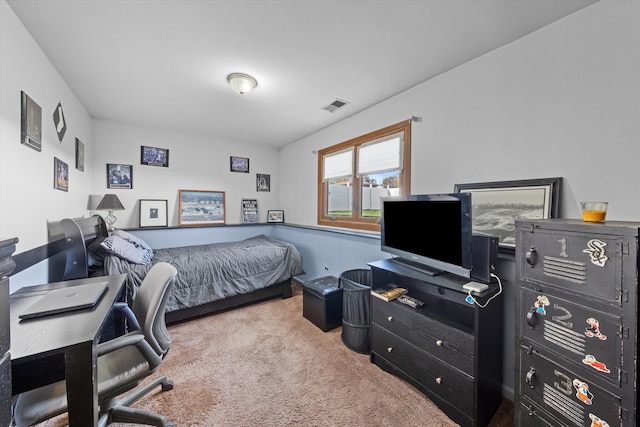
[357,134,402,176]
[323,148,353,180]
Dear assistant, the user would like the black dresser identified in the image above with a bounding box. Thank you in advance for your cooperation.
[515,219,638,427]
[0,238,17,427]
[369,259,503,427]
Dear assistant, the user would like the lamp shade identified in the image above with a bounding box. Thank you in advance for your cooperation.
[96,194,125,211]
[227,73,257,95]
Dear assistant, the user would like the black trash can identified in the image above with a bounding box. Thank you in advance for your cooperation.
[340,269,372,354]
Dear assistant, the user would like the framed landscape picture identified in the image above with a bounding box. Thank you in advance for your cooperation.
[267,210,284,223]
[179,189,226,226]
[454,177,561,253]
[139,199,168,228]
[230,156,249,173]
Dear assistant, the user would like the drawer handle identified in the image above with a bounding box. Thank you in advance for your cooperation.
[526,367,536,389]
[436,340,443,347]
[387,316,393,322]
[387,347,393,353]
[526,310,538,329]
[435,377,442,385]
[525,246,538,267]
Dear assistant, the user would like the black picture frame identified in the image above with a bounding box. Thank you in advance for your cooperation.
[267,210,284,223]
[20,91,42,151]
[242,199,259,224]
[230,156,249,173]
[139,199,168,228]
[107,163,133,189]
[256,173,270,192]
[54,157,69,192]
[75,138,85,171]
[141,145,169,167]
[454,177,561,253]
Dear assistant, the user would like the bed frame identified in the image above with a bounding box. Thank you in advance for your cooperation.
[60,215,293,324]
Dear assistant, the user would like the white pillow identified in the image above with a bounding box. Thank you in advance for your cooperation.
[100,235,153,265]
[112,229,152,251]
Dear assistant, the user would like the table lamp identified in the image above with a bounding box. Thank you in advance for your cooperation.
[96,194,125,231]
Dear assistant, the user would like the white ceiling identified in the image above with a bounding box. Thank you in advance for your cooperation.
[7,0,597,148]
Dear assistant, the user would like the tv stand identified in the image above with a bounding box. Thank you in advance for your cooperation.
[389,257,444,276]
[369,258,503,427]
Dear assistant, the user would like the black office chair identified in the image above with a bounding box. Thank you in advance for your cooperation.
[13,262,178,427]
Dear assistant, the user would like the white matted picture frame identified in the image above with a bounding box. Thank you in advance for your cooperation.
[267,210,284,223]
[139,199,168,228]
[454,177,561,253]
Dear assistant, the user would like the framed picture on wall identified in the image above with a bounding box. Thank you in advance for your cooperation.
[54,157,69,192]
[178,189,226,226]
[256,173,270,192]
[107,163,133,189]
[20,91,42,151]
[75,138,85,171]
[141,145,169,167]
[139,199,168,228]
[454,177,561,253]
[230,156,249,173]
[242,199,259,224]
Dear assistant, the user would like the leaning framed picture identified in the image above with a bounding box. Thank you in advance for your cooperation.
[242,199,259,224]
[141,145,169,167]
[454,177,561,253]
[54,157,69,192]
[139,199,168,228]
[107,163,133,189]
[267,210,284,223]
[20,91,42,151]
[230,156,249,173]
[179,189,226,226]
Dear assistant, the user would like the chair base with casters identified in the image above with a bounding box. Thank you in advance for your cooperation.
[13,262,179,427]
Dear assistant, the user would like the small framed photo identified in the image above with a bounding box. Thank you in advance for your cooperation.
[75,138,85,171]
[141,145,169,167]
[107,163,133,189]
[230,156,249,173]
[242,199,259,224]
[54,157,69,192]
[256,173,270,192]
[20,91,42,151]
[267,210,284,223]
[179,189,226,226]
[139,199,168,228]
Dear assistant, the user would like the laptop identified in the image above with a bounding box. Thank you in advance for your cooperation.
[19,281,109,320]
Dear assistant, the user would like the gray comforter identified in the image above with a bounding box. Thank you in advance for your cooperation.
[104,234,304,313]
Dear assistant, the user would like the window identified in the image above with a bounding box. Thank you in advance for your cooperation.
[318,120,411,231]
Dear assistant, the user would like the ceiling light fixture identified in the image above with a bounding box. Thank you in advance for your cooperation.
[227,73,258,95]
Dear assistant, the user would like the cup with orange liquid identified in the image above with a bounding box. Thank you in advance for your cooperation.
[580,202,608,222]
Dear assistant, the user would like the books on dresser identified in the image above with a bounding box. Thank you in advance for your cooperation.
[371,283,408,302]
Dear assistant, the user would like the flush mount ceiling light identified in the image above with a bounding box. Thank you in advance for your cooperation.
[227,73,258,95]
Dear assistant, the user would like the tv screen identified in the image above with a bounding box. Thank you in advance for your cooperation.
[381,193,472,278]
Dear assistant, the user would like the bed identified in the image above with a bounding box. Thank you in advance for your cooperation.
[60,215,304,323]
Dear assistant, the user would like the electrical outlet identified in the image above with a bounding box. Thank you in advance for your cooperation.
[324,266,329,271]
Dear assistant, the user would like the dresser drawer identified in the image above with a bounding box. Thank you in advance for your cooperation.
[519,287,623,388]
[517,227,625,305]
[372,324,475,415]
[372,297,474,374]
[517,398,571,427]
[518,346,623,427]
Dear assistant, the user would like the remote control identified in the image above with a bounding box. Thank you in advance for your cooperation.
[397,295,424,309]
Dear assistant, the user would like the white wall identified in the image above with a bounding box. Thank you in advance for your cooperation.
[0,0,94,253]
[279,1,640,227]
[90,119,281,228]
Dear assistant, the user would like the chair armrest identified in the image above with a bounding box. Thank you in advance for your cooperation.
[113,302,141,330]
[97,331,163,368]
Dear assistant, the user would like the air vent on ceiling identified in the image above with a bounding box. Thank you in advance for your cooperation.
[322,98,349,113]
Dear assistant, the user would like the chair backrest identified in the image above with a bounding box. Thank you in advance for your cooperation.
[131,262,178,356]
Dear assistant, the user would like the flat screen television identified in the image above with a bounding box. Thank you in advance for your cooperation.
[380,193,473,278]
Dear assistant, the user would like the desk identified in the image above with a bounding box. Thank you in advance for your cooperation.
[10,274,126,426]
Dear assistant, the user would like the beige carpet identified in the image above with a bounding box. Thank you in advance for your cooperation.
[35,285,513,426]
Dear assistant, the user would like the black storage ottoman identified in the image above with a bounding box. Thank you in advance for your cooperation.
[302,276,343,332]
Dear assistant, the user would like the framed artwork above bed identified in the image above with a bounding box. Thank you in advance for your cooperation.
[179,190,226,226]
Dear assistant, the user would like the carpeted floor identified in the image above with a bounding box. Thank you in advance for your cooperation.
[34,284,513,426]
